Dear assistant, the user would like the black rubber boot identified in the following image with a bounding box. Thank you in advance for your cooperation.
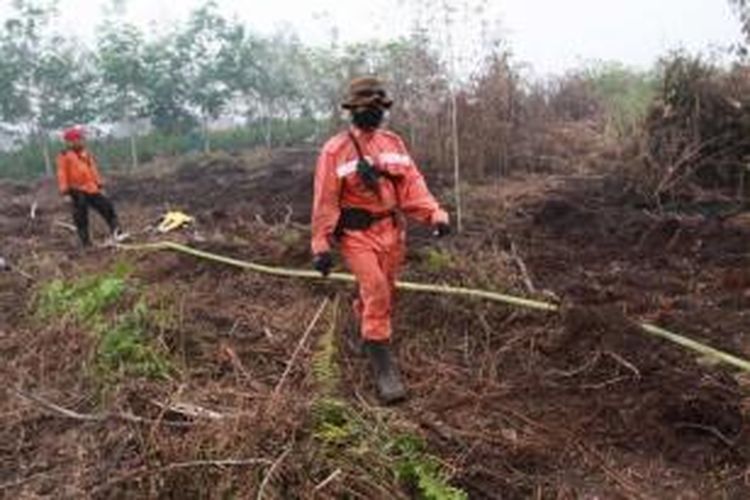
[364,341,407,404]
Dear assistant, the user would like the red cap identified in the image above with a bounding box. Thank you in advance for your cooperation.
[62,127,84,143]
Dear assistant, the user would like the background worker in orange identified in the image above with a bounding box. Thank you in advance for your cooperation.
[311,77,450,404]
[56,127,126,247]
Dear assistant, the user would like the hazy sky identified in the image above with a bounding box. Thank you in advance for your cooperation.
[3,0,743,75]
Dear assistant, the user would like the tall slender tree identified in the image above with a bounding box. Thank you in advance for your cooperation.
[175,1,232,153]
[97,20,147,169]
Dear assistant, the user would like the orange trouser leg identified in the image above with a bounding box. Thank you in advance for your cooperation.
[343,241,403,342]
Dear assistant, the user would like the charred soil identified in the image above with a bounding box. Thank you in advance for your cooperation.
[1,149,749,498]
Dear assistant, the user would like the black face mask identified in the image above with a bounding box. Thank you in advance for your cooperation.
[352,107,385,130]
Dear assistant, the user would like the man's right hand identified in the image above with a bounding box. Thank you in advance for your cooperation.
[313,252,333,277]
[433,222,451,238]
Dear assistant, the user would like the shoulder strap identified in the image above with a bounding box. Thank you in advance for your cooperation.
[347,130,400,183]
[347,130,366,162]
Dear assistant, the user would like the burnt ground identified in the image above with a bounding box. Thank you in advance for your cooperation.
[1,148,749,498]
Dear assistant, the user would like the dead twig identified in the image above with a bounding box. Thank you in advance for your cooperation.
[13,387,192,428]
[53,220,76,232]
[272,297,330,397]
[605,350,642,380]
[14,387,105,422]
[545,351,602,379]
[92,458,273,496]
[674,422,737,447]
[580,375,630,390]
[313,468,342,493]
[256,445,292,500]
[0,255,34,281]
[510,242,536,294]
[576,442,651,500]
[149,400,225,420]
[0,470,68,491]
[283,204,294,226]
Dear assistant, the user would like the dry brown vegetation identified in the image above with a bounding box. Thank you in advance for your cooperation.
[1,50,750,498]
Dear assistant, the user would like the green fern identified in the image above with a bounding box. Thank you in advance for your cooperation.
[313,397,367,447]
[311,297,340,394]
[412,463,467,500]
[36,274,126,323]
[96,301,172,381]
[392,434,468,500]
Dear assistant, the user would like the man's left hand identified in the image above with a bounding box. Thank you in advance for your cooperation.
[313,252,334,277]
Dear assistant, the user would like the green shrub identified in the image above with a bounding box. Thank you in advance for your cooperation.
[35,265,171,382]
[36,273,127,324]
[96,301,171,380]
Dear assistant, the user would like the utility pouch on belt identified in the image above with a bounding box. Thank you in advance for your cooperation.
[334,207,394,238]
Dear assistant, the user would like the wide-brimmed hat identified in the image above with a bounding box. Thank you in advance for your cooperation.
[341,76,393,110]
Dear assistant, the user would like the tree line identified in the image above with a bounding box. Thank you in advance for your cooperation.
[0,0,458,176]
[1,0,746,190]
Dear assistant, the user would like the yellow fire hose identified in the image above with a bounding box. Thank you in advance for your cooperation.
[118,240,750,373]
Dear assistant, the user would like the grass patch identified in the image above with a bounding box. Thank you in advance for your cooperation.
[96,301,172,381]
[36,272,128,325]
[35,264,172,382]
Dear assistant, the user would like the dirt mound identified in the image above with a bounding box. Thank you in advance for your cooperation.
[112,149,315,224]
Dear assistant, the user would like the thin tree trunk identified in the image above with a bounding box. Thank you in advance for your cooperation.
[202,116,211,154]
[408,111,416,150]
[314,118,321,142]
[450,90,462,233]
[264,104,273,149]
[40,130,52,176]
[285,111,291,145]
[129,127,139,170]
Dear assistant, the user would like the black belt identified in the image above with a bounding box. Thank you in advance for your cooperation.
[334,207,396,237]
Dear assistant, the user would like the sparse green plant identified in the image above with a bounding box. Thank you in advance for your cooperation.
[423,248,453,273]
[96,301,172,380]
[35,265,172,383]
[391,434,468,500]
[36,271,128,324]
[312,303,340,394]
[313,397,360,446]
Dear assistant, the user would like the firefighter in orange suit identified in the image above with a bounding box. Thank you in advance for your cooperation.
[311,77,450,403]
[56,126,126,247]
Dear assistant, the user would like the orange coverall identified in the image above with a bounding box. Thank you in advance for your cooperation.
[312,127,448,342]
[56,149,103,195]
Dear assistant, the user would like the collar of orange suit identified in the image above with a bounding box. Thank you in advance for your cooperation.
[349,125,379,141]
[65,146,93,163]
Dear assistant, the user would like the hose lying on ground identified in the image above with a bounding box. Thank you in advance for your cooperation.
[117,240,750,374]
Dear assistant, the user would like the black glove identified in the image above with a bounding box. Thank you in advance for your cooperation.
[433,222,451,238]
[313,252,333,277]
